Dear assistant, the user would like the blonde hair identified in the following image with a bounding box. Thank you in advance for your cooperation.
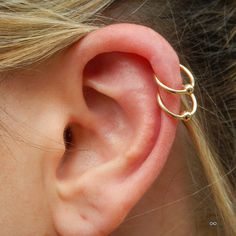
[0,0,235,235]
[0,0,114,71]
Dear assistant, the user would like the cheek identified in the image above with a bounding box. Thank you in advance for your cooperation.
[0,134,54,235]
[0,61,73,235]
[0,96,65,235]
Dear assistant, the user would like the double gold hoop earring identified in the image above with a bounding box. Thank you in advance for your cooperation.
[154,64,197,122]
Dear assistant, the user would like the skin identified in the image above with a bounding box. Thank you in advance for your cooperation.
[111,126,197,236]
[0,24,198,236]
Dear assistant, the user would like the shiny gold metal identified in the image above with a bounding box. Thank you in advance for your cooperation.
[157,93,197,121]
[154,64,195,95]
[155,64,197,122]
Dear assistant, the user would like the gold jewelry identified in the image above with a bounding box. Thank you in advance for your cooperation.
[154,64,197,122]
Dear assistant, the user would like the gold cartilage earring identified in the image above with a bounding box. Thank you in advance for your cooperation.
[154,64,197,122]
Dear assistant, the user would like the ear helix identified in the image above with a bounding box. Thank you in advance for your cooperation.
[154,64,198,122]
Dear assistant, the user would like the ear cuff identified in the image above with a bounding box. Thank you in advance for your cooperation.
[154,64,197,122]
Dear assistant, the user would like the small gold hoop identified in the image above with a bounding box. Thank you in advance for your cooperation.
[157,93,197,121]
[154,64,195,95]
[154,64,197,122]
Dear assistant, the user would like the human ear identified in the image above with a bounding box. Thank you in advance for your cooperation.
[48,23,182,236]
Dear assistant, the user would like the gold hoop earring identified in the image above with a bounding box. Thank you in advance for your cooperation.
[154,64,198,122]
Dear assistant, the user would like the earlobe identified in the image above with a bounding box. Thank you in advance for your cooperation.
[51,24,182,236]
